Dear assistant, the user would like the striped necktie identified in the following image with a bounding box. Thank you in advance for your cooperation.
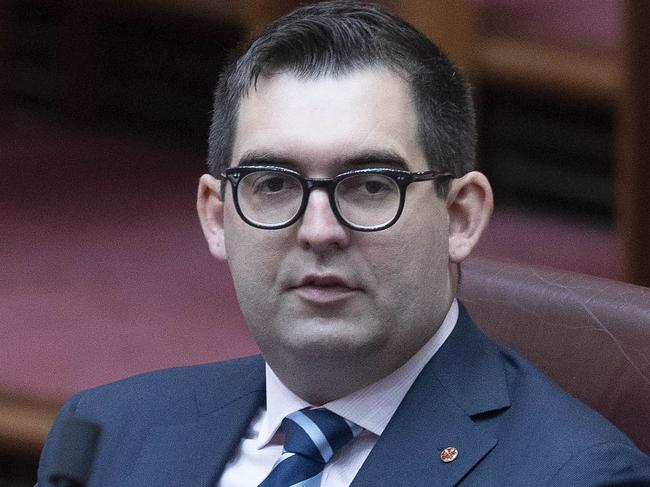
[258,408,362,486]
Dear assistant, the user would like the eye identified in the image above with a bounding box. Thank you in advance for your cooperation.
[259,176,285,192]
[350,175,395,195]
[363,179,391,194]
[337,173,398,202]
[249,172,298,194]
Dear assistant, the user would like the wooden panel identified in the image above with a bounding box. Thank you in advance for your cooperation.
[0,0,7,114]
[390,0,475,70]
[102,0,298,38]
[392,1,621,105]
[474,36,622,106]
[617,1,650,286]
[0,390,60,454]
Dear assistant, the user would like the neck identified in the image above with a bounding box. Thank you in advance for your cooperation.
[264,296,456,405]
[270,357,393,405]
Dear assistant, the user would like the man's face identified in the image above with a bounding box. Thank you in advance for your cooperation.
[219,69,453,395]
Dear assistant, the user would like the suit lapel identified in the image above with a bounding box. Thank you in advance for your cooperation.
[125,357,265,487]
[121,305,507,486]
[353,303,510,486]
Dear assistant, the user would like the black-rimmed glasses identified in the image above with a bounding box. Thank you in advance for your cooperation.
[218,165,454,232]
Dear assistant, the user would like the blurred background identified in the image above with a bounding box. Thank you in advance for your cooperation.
[1,0,649,484]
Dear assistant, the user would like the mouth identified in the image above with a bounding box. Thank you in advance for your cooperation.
[289,274,361,304]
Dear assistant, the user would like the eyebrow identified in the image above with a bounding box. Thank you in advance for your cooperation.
[235,149,411,172]
[236,151,283,167]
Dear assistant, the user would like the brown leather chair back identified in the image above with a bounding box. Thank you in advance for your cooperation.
[459,257,650,454]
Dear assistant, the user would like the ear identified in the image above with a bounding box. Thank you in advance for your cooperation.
[197,174,227,261]
[446,171,493,263]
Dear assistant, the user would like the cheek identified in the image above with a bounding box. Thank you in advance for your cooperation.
[224,211,268,293]
[368,218,450,301]
[223,201,278,263]
[223,207,290,304]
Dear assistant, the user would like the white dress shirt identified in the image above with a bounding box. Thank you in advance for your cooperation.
[217,300,459,486]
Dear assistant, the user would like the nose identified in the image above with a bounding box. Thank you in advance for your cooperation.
[297,188,350,252]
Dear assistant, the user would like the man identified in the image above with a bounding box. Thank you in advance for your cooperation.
[38,2,650,486]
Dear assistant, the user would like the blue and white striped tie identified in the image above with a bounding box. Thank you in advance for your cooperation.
[258,408,362,486]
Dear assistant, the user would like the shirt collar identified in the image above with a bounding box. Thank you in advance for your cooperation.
[256,299,459,448]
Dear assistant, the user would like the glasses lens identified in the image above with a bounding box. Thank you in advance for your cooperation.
[335,173,400,228]
[237,171,303,226]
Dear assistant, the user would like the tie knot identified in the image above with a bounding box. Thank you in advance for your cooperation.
[281,408,362,463]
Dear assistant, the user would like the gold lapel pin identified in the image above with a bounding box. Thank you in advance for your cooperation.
[440,446,459,463]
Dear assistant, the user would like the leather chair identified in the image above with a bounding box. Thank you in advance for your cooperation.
[459,257,650,454]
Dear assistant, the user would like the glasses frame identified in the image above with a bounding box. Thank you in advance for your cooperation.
[218,165,455,232]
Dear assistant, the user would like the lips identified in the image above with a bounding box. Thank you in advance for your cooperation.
[298,275,356,289]
[290,274,361,304]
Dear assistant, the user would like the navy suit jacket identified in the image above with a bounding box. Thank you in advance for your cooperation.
[38,303,650,486]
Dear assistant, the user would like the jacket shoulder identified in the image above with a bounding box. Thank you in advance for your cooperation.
[481,342,650,483]
[38,356,265,486]
[64,355,264,423]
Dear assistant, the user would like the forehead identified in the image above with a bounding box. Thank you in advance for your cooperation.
[230,69,427,173]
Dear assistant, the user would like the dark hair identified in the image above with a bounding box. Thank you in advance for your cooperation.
[207,0,476,196]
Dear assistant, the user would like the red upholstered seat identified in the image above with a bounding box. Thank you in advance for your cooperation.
[460,257,650,454]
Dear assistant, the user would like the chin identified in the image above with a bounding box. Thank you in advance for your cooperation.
[283,328,385,363]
